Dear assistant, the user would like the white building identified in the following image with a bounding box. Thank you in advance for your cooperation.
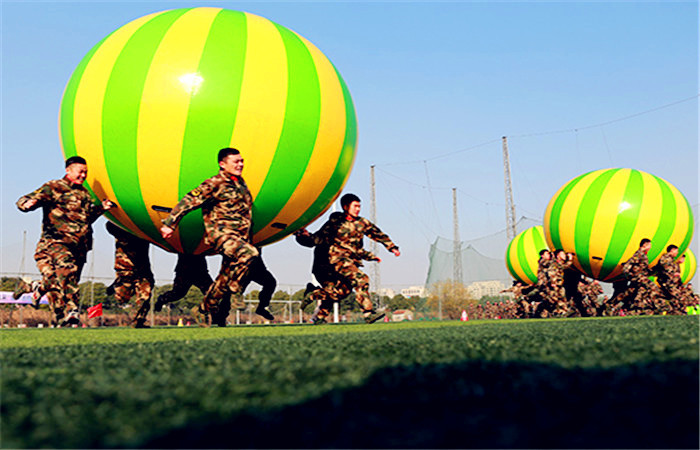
[466,280,506,299]
[401,286,427,298]
[377,288,395,298]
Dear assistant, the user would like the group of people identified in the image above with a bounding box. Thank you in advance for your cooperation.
[15,148,400,328]
[503,239,699,318]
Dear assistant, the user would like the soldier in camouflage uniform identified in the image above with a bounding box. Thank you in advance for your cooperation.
[154,254,213,311]
[105,222,154,328]
[161,148,257,326]
[528,250,552,317]
[501,281,531,318]
[295,211,350,322]
[305,194,400,324]
[578,278,603,316]
[621,238,660,314]
[546,250,575,317]
[16,156,114,326]
[654,245,683,313]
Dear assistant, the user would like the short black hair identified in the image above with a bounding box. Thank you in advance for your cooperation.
[539,249,550,257]
[667,244,678,252]
[65,156,86,168]
[639,238,651,247]
[340,193,361,209]
[553,249,565,258]
[218,147,240,163]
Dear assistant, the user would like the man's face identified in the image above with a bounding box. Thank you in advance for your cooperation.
[66,163,88,184]
[669,248,679,258]
[345,201,361,218]
[542,252,551,260]
[641,242,651,253]
[557,252,566,261]
[220,154,244,177]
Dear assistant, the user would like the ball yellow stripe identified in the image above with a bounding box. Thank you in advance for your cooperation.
[588,169,629,278]
[137,8,219,253]
[507,239,528,283]
[253,33,346,243]
[556,171,601,253]
[72,11,161,242]
[231,12,288,199]
[666,184,692,254]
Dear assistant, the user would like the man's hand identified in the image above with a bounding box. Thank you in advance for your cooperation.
[161,225,174,239]
[391,248,401,257]
[23,198,38,209]
[102,199,116,210]
[294,228,310,237]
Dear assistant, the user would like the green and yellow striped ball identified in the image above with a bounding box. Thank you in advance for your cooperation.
[544,168,694,282]
[505,226,549,285]
[59,7,357,254]
[679,248,696,284]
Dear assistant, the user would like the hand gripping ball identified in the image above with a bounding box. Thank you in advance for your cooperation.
[505,226,548,285]
[59,7,357,253]
[544,168,694,281]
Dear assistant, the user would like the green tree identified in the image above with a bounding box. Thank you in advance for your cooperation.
[291,289,306,301]
[272,290,290,300]
[1,277,21,291]
[427,280,477,319]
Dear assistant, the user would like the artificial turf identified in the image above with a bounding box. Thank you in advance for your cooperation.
[1,316,698,448]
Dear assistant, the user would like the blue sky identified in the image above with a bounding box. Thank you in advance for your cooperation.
[1,1,698,292]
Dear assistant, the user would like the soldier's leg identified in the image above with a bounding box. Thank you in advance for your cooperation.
[204,238,258,314]
[314,279,352,322]
[47,243,81,324]
[132,277,154,327]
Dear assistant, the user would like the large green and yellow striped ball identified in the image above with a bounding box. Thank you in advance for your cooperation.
[505,226,549,285]
[679,248,696,284]
[544,168,694,282]
[59,7,357,253]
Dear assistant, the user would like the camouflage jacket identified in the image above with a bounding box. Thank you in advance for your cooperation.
[536,258,551,286]
[106,222,153,278]
[654,252,680,285]
[296,212,347,275]
[622,247,651,280]
[328,215,398,264]
[17,176,104,247]
[162,170,253,247]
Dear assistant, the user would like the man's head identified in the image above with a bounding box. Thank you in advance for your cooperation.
[554,249,566,261]
[639,238,651,253]
[65,156,87,184]
[539,249,551,260]
[340,193,361,218]
[218,148,243,177]
[666,244,679,258]
[679,254,686,263]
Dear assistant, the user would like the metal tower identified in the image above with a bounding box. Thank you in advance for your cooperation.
[502,136,517,239]
[453,188,463,284]
[370,165,380,294]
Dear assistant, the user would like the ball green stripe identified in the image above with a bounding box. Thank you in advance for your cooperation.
[505,242,518,280]
[250,23,321,234]
[176,9,248,253]
[677,197,694,254]
[600,170,644,279]
[259,64,357,245]
[102,9,190,250]
[516,229,536,282]
[60,34,111,162]
[648,174,677,262]
[575,169,618,276]
[547,172,588,250]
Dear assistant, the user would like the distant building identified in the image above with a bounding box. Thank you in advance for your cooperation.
[401,286,426,298]
[392,309,414,322]
[377,288,395,298]
[466,280,506,299]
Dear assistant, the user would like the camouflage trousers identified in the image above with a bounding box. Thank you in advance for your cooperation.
[113,270,154,321]
[203,236,258,314]
[627,277,661,313]
[310,278,353,320]
[330,257,374,313]
[34,239,85,314]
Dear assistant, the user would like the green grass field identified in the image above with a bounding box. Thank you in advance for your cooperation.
[1,316,698,449]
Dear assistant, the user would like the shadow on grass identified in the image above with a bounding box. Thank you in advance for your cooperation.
[145,358,698,449]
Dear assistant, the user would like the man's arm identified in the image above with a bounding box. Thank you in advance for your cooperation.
[362,219,399,254]
[16,183,51,212]
[161,180,214,238]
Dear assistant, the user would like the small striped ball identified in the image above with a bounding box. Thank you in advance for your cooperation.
[59,7,357,253]
[544,168,694,282]
[505,226,548,285]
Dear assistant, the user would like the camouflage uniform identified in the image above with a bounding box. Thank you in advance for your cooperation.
[106,222,154,323]
[654,251,684,313]
[217,249,277,324]
[163,170,257,316]
[578,278,603,316]
[296,212,352,319]
[546,258,574,317]
[327,216,398,317]
[621,247,660,313]
[156,254,213,309]
[16,176,105,323]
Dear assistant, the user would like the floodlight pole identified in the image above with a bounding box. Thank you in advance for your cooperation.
[502,136,517,240]
[370,165,381,299]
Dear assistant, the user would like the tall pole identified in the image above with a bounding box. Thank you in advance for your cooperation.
[452,188,462,284]
[370,165,380,297]
[19,231,27,275]
[502,136,517,239]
